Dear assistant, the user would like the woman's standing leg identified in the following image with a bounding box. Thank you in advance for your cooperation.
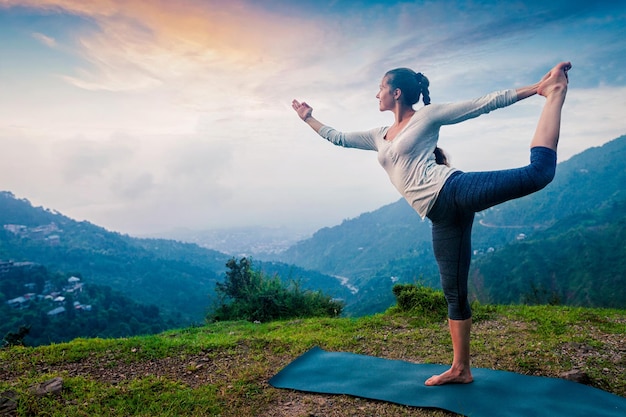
[426,209,475,386]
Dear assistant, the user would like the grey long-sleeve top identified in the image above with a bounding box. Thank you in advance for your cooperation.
[318,89,518,218]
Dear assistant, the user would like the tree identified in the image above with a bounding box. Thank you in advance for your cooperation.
[209,257,343,322]
[215,257,260,302]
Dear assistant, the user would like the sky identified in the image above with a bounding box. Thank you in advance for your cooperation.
[1,0,625,237]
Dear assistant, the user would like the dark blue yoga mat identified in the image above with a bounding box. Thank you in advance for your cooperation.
[269,346,626,417]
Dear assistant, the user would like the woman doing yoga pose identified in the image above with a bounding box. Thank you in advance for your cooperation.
[292,61,570,386]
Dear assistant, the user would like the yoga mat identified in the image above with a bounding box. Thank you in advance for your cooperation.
[269,347,626,417]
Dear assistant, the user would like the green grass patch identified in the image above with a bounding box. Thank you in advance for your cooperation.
[1,303,624,416]
[9,376,221,417]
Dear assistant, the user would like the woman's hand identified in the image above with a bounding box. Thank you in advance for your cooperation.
[292,99,313,121]
[516,61,571,101]
[292,99,324,133]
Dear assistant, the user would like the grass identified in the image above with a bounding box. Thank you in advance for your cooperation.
[14,377,222,417]
[1,303,624,416]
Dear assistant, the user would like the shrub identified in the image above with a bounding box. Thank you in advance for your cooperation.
[391,283,448,321]
[1,325,30,348]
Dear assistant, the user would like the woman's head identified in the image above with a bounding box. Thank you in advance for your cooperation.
[383,68,431,107]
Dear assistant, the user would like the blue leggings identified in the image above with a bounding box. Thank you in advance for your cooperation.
[426,146,557,320]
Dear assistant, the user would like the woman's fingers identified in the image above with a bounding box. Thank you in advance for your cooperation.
[292,99,312,120]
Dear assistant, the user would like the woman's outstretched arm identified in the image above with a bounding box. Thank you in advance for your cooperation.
[291,98,379,150]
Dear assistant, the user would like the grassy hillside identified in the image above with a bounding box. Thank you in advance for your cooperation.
[1,303,624,416]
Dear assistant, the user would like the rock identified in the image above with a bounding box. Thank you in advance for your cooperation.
[0,391,18,416]
[560,369,592,385]
[29,377,64,396]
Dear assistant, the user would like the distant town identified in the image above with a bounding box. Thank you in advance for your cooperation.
[3,222,62,245]
[2,259,92,316]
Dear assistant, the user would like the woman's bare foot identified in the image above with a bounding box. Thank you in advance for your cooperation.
[425,366,474,386]
[538,62,571,97]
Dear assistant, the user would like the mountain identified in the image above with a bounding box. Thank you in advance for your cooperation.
[0,192,226,324]
[0,192,349,326]
[276,135,626,313]
[0,262,174,347]
[471,199,626,308]
[276,200,435,278]
[477,135,626,228]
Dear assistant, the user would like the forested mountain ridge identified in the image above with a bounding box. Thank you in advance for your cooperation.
[1,262,174,346]
[0,192,226,324]
[470,199,626,308]
[0,192,349,325]
[276,135,626,313]
[275,200,435,281]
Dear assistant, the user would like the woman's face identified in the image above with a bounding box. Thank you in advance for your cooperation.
[376,76,396,112]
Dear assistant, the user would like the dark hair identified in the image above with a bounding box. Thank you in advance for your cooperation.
[434,147,449,166]
[384,68,431,106]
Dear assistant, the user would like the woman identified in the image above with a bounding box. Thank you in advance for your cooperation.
[292,61,570,386]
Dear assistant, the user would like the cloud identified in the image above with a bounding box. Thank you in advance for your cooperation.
[31,32,57,47]
[110,172,154,200]
[4,0,331,94]
[56,134,136,182]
